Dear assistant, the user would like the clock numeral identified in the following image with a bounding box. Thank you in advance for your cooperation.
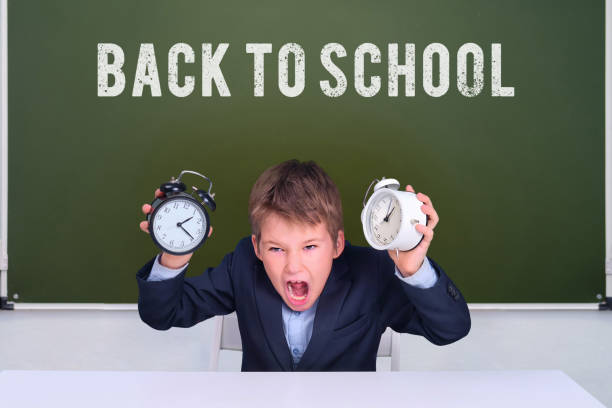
[196,218,202,224]
[164,207,170,214]
[162,233,167,239]
[376,233,380,238]
[183,202,189,209]
[180,241,184,247]
[156,225,161,231]
[196,228,202,235]
[156,215,162,221]
[173,202,179,209]
[169,240,174,247]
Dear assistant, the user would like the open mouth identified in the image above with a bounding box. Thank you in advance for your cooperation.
[286,280,309,306]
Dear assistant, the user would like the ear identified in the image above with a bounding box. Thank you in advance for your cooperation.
[333,230,345,258]
[251,234,263,261]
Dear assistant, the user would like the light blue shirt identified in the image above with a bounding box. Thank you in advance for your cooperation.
[281,297,319,369]
[148,253,438,367]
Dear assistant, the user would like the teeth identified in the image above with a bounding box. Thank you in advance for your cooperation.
[288,283,307,300]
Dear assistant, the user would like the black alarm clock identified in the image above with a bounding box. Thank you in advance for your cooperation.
[146,170,216,255]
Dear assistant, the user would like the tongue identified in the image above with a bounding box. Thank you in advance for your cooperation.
[290,282,308,296]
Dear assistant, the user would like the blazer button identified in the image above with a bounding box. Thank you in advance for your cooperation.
[447,284,458,300]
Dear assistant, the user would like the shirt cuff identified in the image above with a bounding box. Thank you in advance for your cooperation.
[394,257,438,289]
[147,253,189,282]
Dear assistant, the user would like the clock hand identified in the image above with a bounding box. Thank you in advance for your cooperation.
[179,225,195,240]
[180,216,193,224]
[384,207,395,222]
[176,216,194,228]
[383,199,393,222]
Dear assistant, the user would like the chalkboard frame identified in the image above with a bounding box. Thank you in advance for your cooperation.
[0,0,609,310]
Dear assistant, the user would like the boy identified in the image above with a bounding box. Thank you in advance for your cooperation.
[136,160,470,371]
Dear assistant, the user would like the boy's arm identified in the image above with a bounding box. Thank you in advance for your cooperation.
[378,251,471,345]
[376,184,469,344]
[136,246,237,331]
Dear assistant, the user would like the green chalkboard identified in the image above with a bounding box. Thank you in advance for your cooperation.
[7,0,604,302]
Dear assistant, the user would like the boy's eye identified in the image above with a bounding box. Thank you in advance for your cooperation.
[305,245,317,250]
[269,247,283,253]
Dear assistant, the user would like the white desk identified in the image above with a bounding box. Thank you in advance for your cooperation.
[0,370,604,407]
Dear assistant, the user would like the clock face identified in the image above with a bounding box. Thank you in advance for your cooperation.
[369,193,402,246]
[150,197,209,254]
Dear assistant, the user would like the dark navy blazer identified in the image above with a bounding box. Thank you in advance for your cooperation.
[136,236,471,371]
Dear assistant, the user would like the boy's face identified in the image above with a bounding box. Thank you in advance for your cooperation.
[252,212,345,311]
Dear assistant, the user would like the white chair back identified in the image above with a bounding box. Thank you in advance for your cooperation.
[209,312,401,371]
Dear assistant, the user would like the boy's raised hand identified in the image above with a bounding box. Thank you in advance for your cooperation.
[387,185,439,278]
[139,188,165,234]
[139,188,213,269]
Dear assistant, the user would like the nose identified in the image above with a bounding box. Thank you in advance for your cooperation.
[285,249,303,275]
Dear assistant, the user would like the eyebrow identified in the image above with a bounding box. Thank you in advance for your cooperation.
[262,238,323,246]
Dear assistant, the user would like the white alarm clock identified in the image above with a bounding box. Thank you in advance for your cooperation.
[361,178,428,251]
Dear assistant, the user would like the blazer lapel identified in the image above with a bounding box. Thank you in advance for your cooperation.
[296,251,350,371]
[253,261,293,371]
